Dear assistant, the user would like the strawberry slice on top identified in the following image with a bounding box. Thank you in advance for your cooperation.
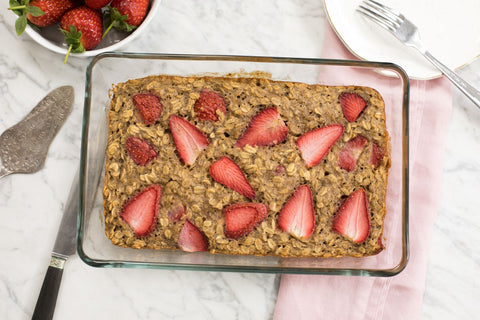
[167,202,186,222]
[132,93,163,125]
[369,142,384,168]
[332,189,370,243]
[235,107,288,148]
[178,220,209,252]
[339,92,367,122]
[296,124,344,168]
[125,136,157,166]
[120,184,162,237]
[338,135,367,172]
[278,185,315,239]
[169,115,209,165]
[209,157,255,199]
[224,202,268,239]
[194,89,227,121]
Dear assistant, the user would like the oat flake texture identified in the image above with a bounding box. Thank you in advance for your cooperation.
[103,74,391,257]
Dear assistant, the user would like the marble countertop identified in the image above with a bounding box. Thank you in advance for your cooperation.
[1,0,479,319]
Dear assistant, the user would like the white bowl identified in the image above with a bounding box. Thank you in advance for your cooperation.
[25,0,161,57]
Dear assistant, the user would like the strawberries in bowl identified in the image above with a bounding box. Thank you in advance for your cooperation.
[8,0,161,60]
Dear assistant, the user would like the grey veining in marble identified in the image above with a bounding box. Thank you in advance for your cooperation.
[0,1,479,319]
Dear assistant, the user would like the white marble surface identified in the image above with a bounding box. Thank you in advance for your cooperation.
[0,1,479,319]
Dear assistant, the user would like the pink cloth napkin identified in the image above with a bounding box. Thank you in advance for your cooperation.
[273,24,452,320]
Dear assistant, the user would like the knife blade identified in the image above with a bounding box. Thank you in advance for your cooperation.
[32,169,79,320]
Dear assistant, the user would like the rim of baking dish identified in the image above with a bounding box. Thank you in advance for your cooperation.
[78,53,409,277]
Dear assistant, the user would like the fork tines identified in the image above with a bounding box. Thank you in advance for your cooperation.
[357,0,405,32]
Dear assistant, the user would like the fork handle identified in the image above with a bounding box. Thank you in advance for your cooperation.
[422,50,480,109]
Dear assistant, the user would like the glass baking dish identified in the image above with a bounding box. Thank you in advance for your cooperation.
[78,53,409,276]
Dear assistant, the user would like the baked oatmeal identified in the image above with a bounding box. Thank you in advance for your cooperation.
[103,74,391,257]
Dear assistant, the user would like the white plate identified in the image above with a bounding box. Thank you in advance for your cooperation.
[324,0,480,79]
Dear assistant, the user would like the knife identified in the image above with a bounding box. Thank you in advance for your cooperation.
[32,169,79,320]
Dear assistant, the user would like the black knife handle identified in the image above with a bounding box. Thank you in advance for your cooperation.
[32,256,66,320]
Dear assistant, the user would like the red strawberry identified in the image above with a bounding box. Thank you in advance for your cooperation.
[85,0,111,10]
[194,90,227,121]
[9,0,79,35]
[224,202,268,239]
[132,93,163,125]
[235,107,288,148]
[120,184,162,237]
[339,92,367,122]
[369,142,384,168]
[338,135,367,171]
[277,185,315,239]
[178,220,209,252]
[167,203,186,222]
[169,115,209,165]
[103,0,149,37]
[209,157,255,199]
[274,164,285,175]
[125,136,157,166]
[296,124,344,168]
[60,6,103,62]
[332,189,370,243]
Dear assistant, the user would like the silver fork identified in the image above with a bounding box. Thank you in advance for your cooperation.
[357,0,480,109]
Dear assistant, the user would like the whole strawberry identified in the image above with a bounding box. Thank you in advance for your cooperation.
[102,0,149,38]
[8,0,79,35]
[84,0,111,10]
[60,6,103,62]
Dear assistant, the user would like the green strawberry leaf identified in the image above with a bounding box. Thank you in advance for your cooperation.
[26,6,44,17]
[9,0,25,16]
[61,25,85,53]
[15,14,27,36]
[9,0,21,7]
[103,6,136,35]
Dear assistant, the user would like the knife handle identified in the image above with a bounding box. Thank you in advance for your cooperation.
[32,256,66,320]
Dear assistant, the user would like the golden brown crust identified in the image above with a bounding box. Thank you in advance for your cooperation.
[103,75,391,257]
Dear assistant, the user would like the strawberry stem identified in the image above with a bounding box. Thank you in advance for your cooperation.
[8,5,26,10]
[102,22,114,39]
[64,45,72,64]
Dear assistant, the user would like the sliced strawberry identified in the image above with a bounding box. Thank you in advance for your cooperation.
[125,136,157,166]
[378,236,384,249]
[369,142,384,168]
[235,107,288,148]
[274,164,285,175]
[338,135,367,171]
[194,90,227,121]
[120,184,162,237]
[178,220,209,252]
[132,93,163,125]
[339,92,367,122]
[296,124,344,168]
[332,189,370,243]
[209,157,255,199]
[278,185,315,239]
[224,202,268,239]
[167,202,186,222]
[169,115,209,165]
